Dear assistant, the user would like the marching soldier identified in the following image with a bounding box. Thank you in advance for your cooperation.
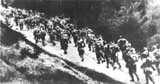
[77,38,86,61]
[72,29,79,47]
[104,44,111,68]
[125,51,139,82]
[112,46,122,70]
[88,37,95,52]
[19,20,23,30]
[60,33,69,54]
[117,35,129,52]
[95,42,105,64]
[40,28,46,46]
[49,30,57,45]
[141,58,155,84]
[33,27,46,46]
[33,28,40,44]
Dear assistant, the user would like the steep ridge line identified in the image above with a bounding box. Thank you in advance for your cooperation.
[0,25,92,84]
[3,24,125,84]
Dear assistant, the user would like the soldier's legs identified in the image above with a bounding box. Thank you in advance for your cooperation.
[42,38,45,46]
[36,39,38,43]
[74,39,77,47]
[109,59,115,69]
[105,55,110,68]
[82,50,85,61]
[64,44,68,54]
[20,25,23,30]
[155,62,160,75]
[74,40,77,46]
[78,49,84,61]
[92,46,95,52]
[49,35,53,42]
[145,75,149,84]
[51,36,56,45]
[42,41,45,46]
[60,42,63,49]
[99,54,104,63]
[88,44,91,51]
[111,57,116,70]
[101,54,105,62]
[68,38,71,43]
[148,75,155,84]
[134,72,140,81]
[15,20,18,26]
[129,69,134,82]
[35,37,38,44]
[116,61,121,69]
[80,55,84,61]
[96,53,100,64]
[115,57,121,69]
[145,73,155,84]
[64,50,67,54]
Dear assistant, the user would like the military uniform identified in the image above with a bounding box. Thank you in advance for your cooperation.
[77,39,86,61]
[141,59,155,84]
[126,53,139,82]
[95,43,105,64]
[60,33,69,54]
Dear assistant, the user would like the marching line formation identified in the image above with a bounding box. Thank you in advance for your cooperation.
[1,6,160,84]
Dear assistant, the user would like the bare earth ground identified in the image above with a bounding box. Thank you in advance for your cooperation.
[0,25,125,84]
[0,6,160,84]
[12,26,160,84]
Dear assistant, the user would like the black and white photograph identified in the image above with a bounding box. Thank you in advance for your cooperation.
[0,0,160,84]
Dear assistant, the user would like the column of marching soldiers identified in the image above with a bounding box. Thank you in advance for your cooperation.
[1,7,160,84]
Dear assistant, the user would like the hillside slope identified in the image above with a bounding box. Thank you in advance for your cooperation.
[0,20,124,84]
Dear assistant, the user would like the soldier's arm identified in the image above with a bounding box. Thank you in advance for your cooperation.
[151,65,156,71]
[83,42,86,47]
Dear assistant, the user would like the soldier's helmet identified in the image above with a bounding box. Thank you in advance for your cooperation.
[78,38,83,43]
[143,47,148,51]
[126,43,132,47]
[61,33,68,39]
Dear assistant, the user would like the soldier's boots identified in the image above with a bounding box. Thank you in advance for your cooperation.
[81,58,84,62]
[64,50,67,54]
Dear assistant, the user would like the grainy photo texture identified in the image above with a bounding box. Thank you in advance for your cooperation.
[0,0,160,84]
